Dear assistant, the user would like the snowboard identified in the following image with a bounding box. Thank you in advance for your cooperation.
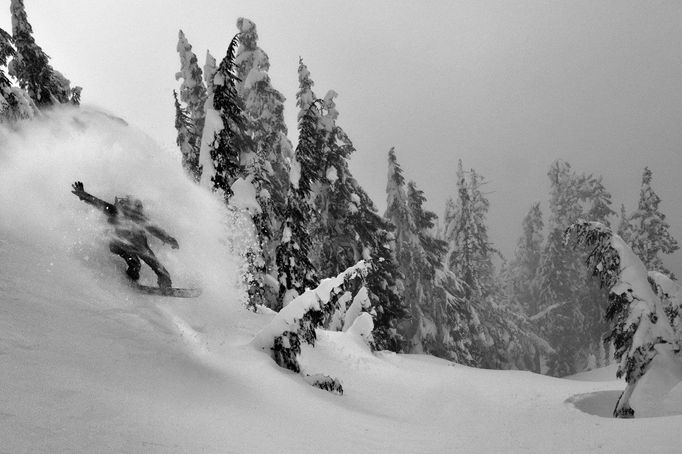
[131,282,202,298]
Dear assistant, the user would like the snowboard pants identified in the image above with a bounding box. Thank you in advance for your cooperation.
[109,238,172,288]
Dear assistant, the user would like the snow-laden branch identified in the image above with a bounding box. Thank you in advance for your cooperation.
[252,261,372,394]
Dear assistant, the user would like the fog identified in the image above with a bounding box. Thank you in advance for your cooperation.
[5,0,682,273]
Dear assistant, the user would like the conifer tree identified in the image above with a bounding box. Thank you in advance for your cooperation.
[309,89,358,278]
[275,97,322,307]
[197,51,220,189]
[443,161,544,369]
[616,204,634,244]
[349,181,408,351]
[443,161,498,365]
[384,147,455,355]
[385,149,426,349]
[0,26,35,121]
[195,37,268,308]
[234,18,295,307]
[446,161,496,300]
[175,30,207,181]
[200,35,250,201]
[536,160,613,376]
[295,63,407,350]
[568,221,679,418]
[173,90,198,179]
[507,203,544,316]
[8,0,78,107]
[628,167,679,277]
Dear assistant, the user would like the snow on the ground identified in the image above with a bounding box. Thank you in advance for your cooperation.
[1,108,682,453]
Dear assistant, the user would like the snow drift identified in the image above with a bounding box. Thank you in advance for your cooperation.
[2,108,682,453]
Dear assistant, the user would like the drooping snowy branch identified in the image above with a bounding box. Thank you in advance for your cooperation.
[252,261,372,393]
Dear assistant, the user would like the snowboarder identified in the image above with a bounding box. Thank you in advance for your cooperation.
[71,181,179,289]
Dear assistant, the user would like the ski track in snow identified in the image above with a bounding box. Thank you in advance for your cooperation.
[1,108,682,453]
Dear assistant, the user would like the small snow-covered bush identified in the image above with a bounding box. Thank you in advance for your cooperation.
[253,261,372,392]
[303,374,343,395]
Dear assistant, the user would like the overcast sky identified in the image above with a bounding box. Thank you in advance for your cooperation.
[4,0,682,273]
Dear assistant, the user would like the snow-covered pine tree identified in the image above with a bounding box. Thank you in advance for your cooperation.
[308,89,357,278]
[0,26,35,121]
[628,167,679,277]
[507,203,544,317]
[536,160,613,376]
[347,180,408,351]
[616,203,634,245]
[175,30,207,181]
[196,36,268,307]
[384,147,452,355]
[234,18,295,307]
[445,162,497,366]
[567,220,679,418]
[203,34,251,200]
[0,27,12,111]
[405,180,454,351]
[172,90,199,179]
[576,173,614,369]
[292,65,407,350]
[443,161,544,369]
[8,0,78,107]
[446,161,495,302]
[274,98,323,307]
[385,147,412,246]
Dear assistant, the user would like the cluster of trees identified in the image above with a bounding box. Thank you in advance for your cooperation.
[173,19,407,350]
[0,0,80,122]
[505,161,678,376]
[172,18,680,376]
[4,3,677,388]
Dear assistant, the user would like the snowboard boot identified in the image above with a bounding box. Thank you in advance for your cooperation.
[125,259,141,281]
[157,274,172,290]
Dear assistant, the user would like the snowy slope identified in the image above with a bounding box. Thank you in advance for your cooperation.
[1,108,682,453]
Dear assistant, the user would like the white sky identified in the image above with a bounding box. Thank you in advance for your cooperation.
[4,0,682,273]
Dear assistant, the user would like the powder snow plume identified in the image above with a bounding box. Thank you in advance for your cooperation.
[0,107,252,348]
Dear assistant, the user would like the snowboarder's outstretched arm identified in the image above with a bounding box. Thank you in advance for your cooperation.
[146,224,179,249]
[71,181,117,216]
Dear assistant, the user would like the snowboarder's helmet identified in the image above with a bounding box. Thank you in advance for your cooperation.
[115,195,146,221]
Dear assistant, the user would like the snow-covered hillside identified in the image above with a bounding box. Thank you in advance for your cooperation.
[1,109,681,453]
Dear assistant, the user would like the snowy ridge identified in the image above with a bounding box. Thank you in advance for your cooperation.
[2,109,682,452]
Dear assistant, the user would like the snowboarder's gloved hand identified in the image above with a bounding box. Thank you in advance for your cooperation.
[71,181,86,200]
[168,237,179,249]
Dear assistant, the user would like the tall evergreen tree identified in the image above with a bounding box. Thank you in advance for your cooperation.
[234,18,295,307]
[536,160,613,376]
[446,161,496,300]
[507,203,544,316]
[349,181,408,351]
[199,35,251,201]
[628,167,679,277]
[8,0,78,107]
[385,149,436,353]
[195,38,268,308]
[296,64,407,350]
[172,90,197,179]
[275,92,323,307]
[0,26,35,121]
[175,30,207,181]
[443,161,544,369]
[443,161,498,366]
[616,203,634,244]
